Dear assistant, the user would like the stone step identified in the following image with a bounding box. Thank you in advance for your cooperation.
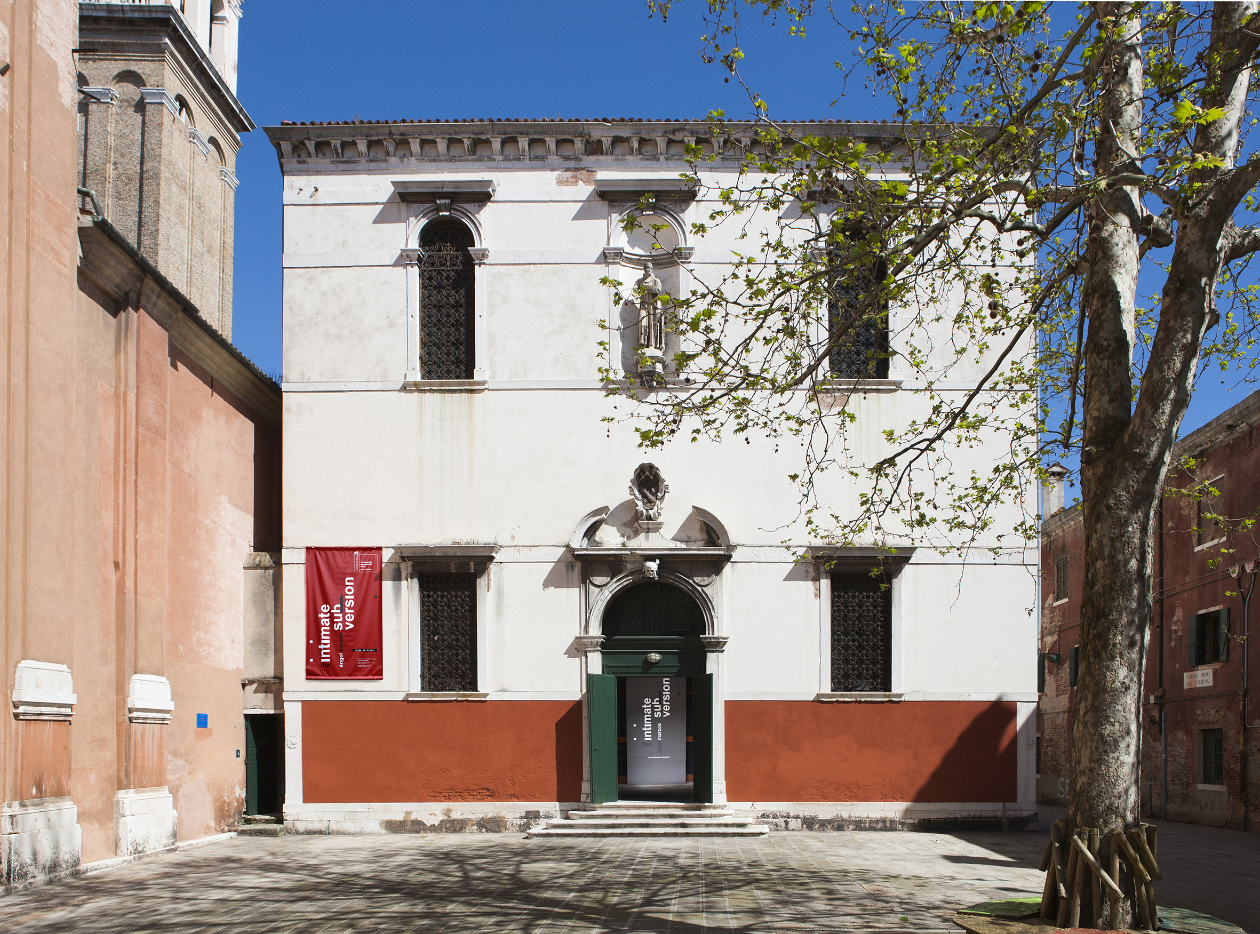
[528,824,769,838]
[557,818,755,829]
[230,823,285,837]
[592,801,722,809]
[569,809,736,820]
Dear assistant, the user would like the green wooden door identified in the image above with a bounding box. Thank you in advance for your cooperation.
[690,673,713,803]
[244,716,259,815]
[588,673,618,804]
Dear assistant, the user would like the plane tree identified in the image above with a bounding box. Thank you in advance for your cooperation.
[610,2,1260,925]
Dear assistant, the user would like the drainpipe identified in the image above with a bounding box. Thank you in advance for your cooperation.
[1237,562,1255,832]
[77,186,103,219]
[1158,497,1167,820]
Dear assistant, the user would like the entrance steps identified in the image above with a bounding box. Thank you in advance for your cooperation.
[527,801,769,838]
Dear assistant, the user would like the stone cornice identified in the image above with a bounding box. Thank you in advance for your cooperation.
[77,219,280,426]
[263,120,908,169]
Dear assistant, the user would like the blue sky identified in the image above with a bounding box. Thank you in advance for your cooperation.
[230,1,867,380]
[229,1,1254,498]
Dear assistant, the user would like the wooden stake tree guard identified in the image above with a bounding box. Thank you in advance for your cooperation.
[1039,823,1160,931]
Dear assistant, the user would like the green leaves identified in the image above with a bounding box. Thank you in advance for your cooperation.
[1173,99,1226,125]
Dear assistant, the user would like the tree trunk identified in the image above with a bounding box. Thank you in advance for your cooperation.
[1064,3,1256,928]
[1070,4,1148,925]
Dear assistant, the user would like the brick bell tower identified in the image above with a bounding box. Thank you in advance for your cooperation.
[76,1,253,338]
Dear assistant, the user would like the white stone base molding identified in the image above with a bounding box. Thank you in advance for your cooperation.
[0,797,81,886]
[115,788,178,856]
[283,801,577,835]
[281,799,1037,834]
[725,800,1039,831]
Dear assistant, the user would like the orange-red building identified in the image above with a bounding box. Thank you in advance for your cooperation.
[1039,391,1260,831]
[1,0,279,884]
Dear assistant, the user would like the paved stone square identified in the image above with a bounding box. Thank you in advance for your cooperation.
[0,815,1255,933]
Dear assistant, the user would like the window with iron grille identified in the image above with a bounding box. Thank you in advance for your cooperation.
[830,573,891,692]
[419,219,475,379]
[828,243,889,380]
[1054,554,1069,602]
[1202,728,1225,786]
[419,575,477,692]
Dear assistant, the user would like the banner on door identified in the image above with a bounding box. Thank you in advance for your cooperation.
[306,547,383,679]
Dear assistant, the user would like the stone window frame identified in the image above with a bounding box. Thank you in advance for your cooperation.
[397,184,491,388]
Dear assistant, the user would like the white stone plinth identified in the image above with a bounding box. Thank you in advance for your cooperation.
[0,797,81,886]
[115,788,177,856]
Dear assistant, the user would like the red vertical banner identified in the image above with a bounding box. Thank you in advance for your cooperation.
[306,547,383,679]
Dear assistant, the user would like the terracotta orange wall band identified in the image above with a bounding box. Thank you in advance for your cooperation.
[725,700,1018,802]
[303,701,583,803]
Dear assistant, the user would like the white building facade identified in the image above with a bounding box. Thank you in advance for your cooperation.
[266,119,1038,832]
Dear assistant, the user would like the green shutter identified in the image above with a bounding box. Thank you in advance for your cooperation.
[690,673,714,804]
[587,674,618,804]
[1217,608,1230,663]
[244,717,259,816]
[1188,613,1200,667]
[1069,646,1079,688]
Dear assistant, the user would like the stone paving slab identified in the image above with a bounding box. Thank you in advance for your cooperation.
[0,819,1252,933]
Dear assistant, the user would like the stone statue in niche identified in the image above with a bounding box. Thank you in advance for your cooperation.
[635,264,666,379]
[630,463,669,522]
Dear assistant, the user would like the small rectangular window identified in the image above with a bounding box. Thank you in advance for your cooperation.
[1202,728,1225,786]
[1189,608,1231,667]
[1197,475,1226,546]
[1069,645,1080,688]
[419,574,477,692]
[1054,554,1069,602]
[831,573,891,692]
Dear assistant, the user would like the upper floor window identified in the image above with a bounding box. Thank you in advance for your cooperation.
[1197,475,1226,546]
[420,219,475,380]
[1189,608,1230,667]
[1054,554,1069,602]
[419,574,477,692]
[831,573,891,692]
[827,237,889,380]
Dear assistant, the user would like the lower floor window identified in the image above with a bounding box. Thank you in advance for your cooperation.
[831,573,891,692]
[1202,728,1224,786]
[419,574,477,692]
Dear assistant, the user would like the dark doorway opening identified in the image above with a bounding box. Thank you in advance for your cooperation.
[589,581,712,804]
[245,713,284,816]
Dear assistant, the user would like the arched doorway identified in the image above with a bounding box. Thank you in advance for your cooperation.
[588,582,713,803]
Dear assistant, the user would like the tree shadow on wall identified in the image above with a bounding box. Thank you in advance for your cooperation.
[913,700,1047,870]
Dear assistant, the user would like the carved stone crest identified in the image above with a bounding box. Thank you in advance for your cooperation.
[629,463,669,521]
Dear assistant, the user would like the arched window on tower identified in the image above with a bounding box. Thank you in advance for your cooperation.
[419,218,475,379]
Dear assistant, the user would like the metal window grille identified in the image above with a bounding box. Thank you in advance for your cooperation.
[1202,728,1224,786]
[830,573,891,692]
[828,249,889,380]
[419,575,477,692]
[1054,554,1069,602]
[419,220,475,380]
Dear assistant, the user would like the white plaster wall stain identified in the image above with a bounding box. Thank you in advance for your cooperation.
[187,493,251,671]
[176,779,213,839]
[34,0,77,109]
[166,753,190,782]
